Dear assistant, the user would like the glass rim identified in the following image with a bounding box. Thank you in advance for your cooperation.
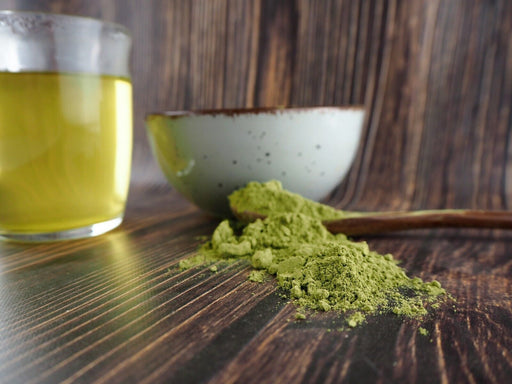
[0,10,131,37]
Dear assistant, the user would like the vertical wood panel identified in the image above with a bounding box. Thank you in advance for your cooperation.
[2,0,512,209]
[223,0,259,108]
[253,0,298,107]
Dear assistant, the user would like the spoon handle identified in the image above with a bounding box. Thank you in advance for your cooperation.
[323,210,512,236]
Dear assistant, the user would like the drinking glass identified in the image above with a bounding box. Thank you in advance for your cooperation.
[0,11,132,241]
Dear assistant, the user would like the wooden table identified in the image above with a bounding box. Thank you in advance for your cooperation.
[1,1,512,383]
[1,184,512,384]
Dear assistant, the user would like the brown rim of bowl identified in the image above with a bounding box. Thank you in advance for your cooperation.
[145,105,365,120]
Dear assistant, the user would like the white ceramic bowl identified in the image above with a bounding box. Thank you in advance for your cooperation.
[145,107,365,216]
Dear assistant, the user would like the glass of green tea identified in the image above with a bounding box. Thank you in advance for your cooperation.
[0,11,132,241]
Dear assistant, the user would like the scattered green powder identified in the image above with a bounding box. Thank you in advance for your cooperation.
[347,312,366,328]
[248,270,267,282]
[295,309,307,320]
[184,180,447,327]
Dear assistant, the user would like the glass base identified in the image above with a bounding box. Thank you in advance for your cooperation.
[0,216,123,243]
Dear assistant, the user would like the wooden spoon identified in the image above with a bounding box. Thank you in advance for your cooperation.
[231,207,512,236]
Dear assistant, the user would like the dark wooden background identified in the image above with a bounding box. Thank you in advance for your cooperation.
[1,0,511,383]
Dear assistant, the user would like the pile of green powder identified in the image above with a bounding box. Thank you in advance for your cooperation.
[181,180,446,327]
[229,179,348,221]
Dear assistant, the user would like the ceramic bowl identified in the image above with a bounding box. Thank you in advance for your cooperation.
[145,106,365,217]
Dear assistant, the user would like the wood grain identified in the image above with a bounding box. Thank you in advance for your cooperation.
[1,0,512,383]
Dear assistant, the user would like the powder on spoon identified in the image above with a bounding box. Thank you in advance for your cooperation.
[229,180,349,221]
[182,180,447,327]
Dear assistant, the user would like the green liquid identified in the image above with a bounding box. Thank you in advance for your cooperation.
[0,72,132,233]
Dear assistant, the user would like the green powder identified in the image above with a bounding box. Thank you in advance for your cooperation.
[184,180,447,327]
[229,180,348,221]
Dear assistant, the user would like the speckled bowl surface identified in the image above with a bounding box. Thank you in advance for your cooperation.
[145,106,365,217]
